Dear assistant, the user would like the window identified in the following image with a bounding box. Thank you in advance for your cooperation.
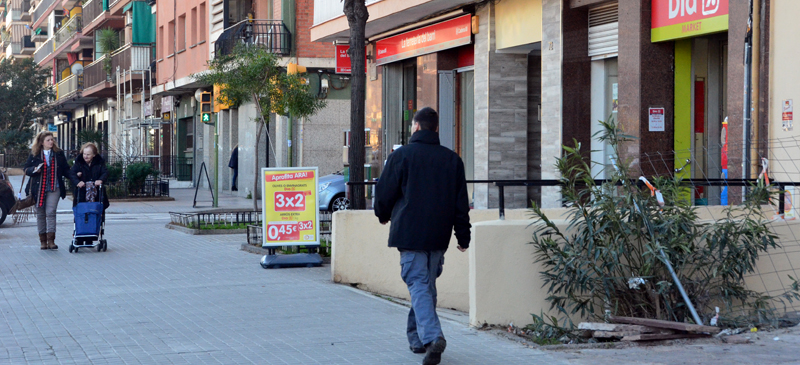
[178,14,186,51]
[158,26,164,58]
[199,3,206,42]
[191,7,197,45]
[167,21,175,55]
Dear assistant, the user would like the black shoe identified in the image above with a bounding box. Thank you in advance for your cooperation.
[232,186,238,191]
[422,338,446,365]
[410,346,426,354]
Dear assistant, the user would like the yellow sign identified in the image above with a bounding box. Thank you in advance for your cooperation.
[262,167,319,247]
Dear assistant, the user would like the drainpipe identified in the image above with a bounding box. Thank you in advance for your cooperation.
[750,0,761,177]
[743,0,753,182]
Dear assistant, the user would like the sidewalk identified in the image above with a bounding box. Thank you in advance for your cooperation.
[5,175,259,215]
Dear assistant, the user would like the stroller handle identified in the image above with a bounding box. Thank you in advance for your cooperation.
[76,182,104,203]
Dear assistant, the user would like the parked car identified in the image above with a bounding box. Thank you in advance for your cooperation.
[318,172,350,212]
[0,170,17,226]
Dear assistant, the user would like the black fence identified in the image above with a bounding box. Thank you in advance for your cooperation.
[106,155,193,181]
[0,151,30,169]
[103,177,170,199]
[347,178,796,220]
[215,20,292,57]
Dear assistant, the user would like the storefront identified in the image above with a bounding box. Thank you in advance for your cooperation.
[651,0,730,205]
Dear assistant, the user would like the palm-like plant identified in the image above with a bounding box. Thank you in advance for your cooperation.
[97,28,120,81]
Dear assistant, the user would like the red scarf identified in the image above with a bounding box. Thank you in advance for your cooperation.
[38,152,57,207]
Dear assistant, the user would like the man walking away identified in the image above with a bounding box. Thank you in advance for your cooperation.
[228,146,238,191]
[374,107,471,365]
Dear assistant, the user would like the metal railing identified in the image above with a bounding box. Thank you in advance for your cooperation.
[54,13,82,50]
[244,211,332,256]
[82,0,102,26]
[56,74,83,100]
[0,151,30,168]
[215,20,291,57]
[83,55,106,88]
[33,37,53,64]
[170,211,261,230]
[31,0,53,25]
[106,154,193,181]
[105,177,170,199]
[111,43,154,72]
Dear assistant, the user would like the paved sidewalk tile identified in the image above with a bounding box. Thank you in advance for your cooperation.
[0,218,565,364]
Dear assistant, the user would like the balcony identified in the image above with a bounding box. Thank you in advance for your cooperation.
[33,36,53,65]
[19,0,29,21]
[83,43,154,97]
[20,34,33,54]
[54,13,82,50]
[56,73,83,100]
[30,26,47,42]
[82,0,124,36]
[215,20,291,58]
[31,0,54,29]
[0,30,9,48]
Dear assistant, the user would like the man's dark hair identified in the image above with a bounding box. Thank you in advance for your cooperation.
[413,107,439,131]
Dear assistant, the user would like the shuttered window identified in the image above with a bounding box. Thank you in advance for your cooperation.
[588,2,618,60]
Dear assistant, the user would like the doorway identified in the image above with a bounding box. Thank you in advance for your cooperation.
[382,59,417,160]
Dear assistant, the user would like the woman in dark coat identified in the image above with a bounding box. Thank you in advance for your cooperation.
[24,131,70,250]
[68,142,110,210]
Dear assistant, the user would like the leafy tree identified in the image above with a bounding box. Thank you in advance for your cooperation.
[343,0,369,209]
[0,59,54,150]
[194,44,326,210]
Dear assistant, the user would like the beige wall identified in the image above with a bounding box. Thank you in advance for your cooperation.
[495,0,543,50]
[333,207,800,327]
[331,209,547,312]
[769,0,800,183]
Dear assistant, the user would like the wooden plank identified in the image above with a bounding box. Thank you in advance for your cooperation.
[621,333,710,342]
[578,322,661,333]
[609,316,721,334]
[592,329,674,338]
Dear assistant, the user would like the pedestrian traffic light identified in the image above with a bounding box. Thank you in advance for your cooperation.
[287,63,306,75]
[200,91,213,124]
[213,84,232,112]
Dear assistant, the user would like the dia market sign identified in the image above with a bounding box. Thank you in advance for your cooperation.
[651,0,729,42]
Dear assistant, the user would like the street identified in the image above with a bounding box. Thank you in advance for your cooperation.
[0,197,563,364]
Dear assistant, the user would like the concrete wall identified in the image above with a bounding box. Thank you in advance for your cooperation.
[540,0,563,208]
[333,206,800,328]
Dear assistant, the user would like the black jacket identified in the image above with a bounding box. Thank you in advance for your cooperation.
[228,147,238,169]
[68,154,110,209]
[24,150,70,204]
[374,130,471,251]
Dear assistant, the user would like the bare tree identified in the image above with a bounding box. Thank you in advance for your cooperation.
[343,0,369,209]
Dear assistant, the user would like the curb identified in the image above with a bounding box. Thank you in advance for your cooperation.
[165,223,247,235]
[239,243,331,264]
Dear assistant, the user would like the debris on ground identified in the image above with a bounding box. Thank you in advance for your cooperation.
[579,316,723,342]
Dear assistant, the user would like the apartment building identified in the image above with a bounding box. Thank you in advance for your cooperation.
[154,0,350,197]
[1,0,35,61]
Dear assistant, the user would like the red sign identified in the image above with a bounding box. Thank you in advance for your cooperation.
[335,44,367,74]
[375,15,472,66]
[265,171,315,183]
[266,220,314,241]
[274,191,308,212]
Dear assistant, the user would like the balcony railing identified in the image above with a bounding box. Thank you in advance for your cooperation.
[19,0,29,20]
[31,0,53,26]
[215,20,291,57]
[53,13,82,50]
[84,43,154,90]
[56,74,83,100]
[83,54,106,88]
[33,36,53,64]
[82,0,102,26]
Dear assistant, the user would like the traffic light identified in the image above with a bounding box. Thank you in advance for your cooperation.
[287,63,306,75]
[200,91,213,124]
[213,84,232,112]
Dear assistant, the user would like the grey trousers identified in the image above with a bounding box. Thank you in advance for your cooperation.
[36,191,60,234]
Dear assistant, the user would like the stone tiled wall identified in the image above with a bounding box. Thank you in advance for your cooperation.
[540,0,563,208]
[300,100,351,177]
[473,2,529,209]
[527,55,542,205]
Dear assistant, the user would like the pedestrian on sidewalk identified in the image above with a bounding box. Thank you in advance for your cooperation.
[374,107,471,365]
[229,145,238,191]
[68,142,109,211]
[24,132,70,250]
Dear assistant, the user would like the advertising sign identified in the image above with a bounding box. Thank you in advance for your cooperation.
[649,107,665,132]
[335,44,367,74]
[375,15,472,65]
[262,167,319,248]
[651,0,729,42]
[783,99,794,132]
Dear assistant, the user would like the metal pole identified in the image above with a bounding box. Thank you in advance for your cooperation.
[213,113,219,207]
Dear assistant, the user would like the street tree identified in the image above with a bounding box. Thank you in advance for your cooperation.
[0,59,54,151]
[194,45,326,211]
[343,0,369,210]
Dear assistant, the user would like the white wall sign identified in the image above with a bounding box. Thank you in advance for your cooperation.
[649,107,665,132]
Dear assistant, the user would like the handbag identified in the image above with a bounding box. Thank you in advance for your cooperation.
[13,174,35,211]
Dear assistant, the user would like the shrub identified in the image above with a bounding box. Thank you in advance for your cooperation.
[530,120,800,328]
[107,162,123,183]
[125,162,155,191]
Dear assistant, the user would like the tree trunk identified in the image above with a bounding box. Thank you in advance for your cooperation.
[344,0,369,210]
[254,120,264,212]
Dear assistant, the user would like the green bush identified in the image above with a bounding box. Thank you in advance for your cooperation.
[107,162,123,183]
[125,162,155,190]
